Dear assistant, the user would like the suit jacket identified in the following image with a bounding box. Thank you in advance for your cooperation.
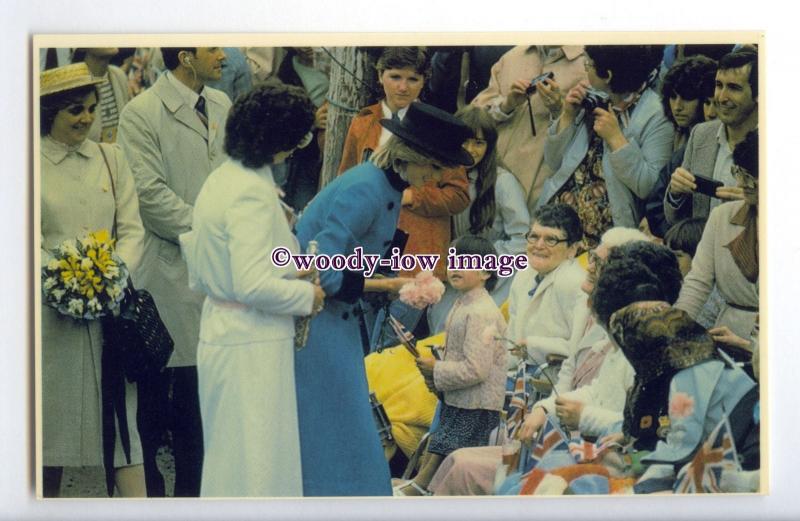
[433,287,507,411]
[471,46,587,210]
[117,73,232,367]
[506,258,586,367]
[663,119,725,226]
[337,102,470,279]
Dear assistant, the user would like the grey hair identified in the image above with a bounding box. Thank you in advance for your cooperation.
[600,227,650,248]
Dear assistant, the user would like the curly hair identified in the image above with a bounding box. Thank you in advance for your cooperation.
[40,84,98,136]
[585,45,664,95]
[733,129,759,178]
[375,47,431,79]
[607,241,683,303]
[224,82,315,169]
[661,55,718,131]
[451,234,499,291]
[531,203,583,246]
[590,257,671,329]
[455,105,498,235]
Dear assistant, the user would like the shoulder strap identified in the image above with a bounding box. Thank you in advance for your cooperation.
[97,143,117,239]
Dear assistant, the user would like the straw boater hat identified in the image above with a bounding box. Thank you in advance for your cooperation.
[40,62,104,97]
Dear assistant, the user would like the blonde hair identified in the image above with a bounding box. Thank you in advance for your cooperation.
[370,134,446,170]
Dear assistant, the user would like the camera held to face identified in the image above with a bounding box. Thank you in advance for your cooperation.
[525,71,555,96]
[581,87,610,112]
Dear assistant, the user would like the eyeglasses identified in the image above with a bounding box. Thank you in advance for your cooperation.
[526,232,569,247]
[583,60,595,72]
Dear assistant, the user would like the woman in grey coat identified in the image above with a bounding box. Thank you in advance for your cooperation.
[39,63,146,497]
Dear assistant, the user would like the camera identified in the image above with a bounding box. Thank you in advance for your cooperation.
[581,87,610,112]
[525,71,555,95]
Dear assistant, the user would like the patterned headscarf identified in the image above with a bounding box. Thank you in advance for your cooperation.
[609,301,717,446]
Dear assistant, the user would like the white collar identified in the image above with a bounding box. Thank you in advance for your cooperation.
[381,100,409,120]
[166,70,205,109]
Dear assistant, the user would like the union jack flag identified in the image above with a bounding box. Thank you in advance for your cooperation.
[505,361,530,438]
[387,313,419,358]
[567,437,616,464]
[519,414,573,475]
[673,414,741,494]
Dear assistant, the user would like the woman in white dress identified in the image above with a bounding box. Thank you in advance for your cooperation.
[180,83,325,497]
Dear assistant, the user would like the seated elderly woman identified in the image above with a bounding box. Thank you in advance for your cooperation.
[427,226,648,495]
[586,251,758,492]
[603,302,759,493]
[538,45,673,251]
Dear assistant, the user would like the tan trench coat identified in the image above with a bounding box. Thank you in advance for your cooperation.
[40,137,145,466]
[117,73,231,367]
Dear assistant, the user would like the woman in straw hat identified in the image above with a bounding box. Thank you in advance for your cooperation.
[39,63,146,497]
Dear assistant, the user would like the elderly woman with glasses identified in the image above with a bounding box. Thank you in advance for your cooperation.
[504,203,586,368]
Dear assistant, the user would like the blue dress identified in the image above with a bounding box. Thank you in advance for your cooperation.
[294,162,406,496]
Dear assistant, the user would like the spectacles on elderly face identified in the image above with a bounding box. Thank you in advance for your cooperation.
[526,231,569,248]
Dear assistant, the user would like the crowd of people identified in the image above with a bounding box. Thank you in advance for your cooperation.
[38,43,760,498]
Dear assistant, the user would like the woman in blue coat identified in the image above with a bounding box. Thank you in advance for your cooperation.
[294,102,474,496]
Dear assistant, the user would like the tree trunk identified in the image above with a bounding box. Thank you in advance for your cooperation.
[319,47,377,189]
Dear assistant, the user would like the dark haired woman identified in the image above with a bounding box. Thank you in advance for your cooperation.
[40,63,146,496]
[71,47,131,143]
[645,55,718,238]
[180,83,325,497]
[539,45,674,252]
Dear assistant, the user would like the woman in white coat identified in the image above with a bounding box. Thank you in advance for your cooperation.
[180,83,325,497]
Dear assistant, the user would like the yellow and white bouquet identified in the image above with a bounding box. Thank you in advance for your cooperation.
[41,229,130,320]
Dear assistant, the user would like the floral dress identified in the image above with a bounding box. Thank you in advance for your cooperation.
[552,132,613,253]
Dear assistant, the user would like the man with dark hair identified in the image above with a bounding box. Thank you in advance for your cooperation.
[664,49,758,225]
[117,47,231,497]
[505,203,586,367]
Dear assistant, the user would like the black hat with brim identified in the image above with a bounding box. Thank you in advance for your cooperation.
[379,102,475,167]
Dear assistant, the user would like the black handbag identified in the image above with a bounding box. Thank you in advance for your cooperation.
[99,144,174,383]
[103,282,174,382]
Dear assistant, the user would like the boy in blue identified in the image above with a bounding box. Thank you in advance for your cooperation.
[293,102,474,496]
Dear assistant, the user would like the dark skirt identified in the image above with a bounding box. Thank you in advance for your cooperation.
[428,402,500,457]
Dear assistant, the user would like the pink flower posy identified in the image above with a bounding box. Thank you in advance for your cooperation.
[399,271,445,309]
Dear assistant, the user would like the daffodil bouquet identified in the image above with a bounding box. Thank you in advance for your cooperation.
[41,229,130,320]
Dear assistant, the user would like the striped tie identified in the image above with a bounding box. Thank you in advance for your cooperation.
[195,96,208,128]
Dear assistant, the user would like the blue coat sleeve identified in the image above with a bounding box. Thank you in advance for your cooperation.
[304,177,381,303]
